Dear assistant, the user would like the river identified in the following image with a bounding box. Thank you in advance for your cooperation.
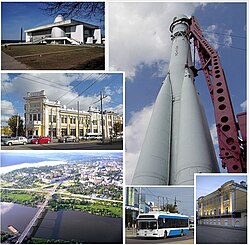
[1,202,123,243]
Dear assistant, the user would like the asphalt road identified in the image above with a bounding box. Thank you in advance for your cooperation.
[196,225,247,244]
[1,141,123,150]
[126,229,194,244]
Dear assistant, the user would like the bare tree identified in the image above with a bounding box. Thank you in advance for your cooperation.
[40,2,105,22]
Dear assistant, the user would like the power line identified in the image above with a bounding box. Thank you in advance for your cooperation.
[65,73,106,106]
[202,30,246,40]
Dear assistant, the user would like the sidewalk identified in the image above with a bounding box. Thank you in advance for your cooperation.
[1,51,31,70]
[197,224,247,231]
[125,228,137,238]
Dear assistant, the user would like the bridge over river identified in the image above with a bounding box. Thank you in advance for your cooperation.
[15,182,61,244]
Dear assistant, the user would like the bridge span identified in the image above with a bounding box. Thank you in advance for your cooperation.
[15,182,61,244]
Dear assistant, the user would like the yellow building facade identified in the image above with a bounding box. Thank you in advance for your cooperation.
[24,90,123,139]
[197,180,247,228]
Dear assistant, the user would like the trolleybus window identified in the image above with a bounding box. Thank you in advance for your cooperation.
[138,221,157,229]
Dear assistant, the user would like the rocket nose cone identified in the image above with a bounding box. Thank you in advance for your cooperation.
[54,15,64,23]
[172,14,189,23]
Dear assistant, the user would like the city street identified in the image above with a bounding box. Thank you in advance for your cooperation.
[1,140,123,150]
[126,229,194,244]
[196,225,247,244]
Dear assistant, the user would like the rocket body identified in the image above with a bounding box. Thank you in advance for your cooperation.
[132,15,219,185]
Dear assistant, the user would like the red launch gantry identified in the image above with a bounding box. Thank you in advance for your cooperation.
[189,16,246,173]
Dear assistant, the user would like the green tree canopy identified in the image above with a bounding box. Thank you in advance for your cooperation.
[113,122,123,136]
[7,115,25,136]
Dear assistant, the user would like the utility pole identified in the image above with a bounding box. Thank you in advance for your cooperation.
[20,27,23,42]
[100,91,107,144]
[139,187,142,214]
[16,114,19,137]
[77,101,80,141]
[50,108,53,139]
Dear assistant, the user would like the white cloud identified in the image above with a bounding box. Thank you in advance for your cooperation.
[1,100,15,115]
[203,25,220,50]
[125,104,153,184]
[1,73,10,82]
[1,73,121,114]
[223,29,233,47]
[1,100,16,124]
[109,2,199,79]
[240,100,247,111]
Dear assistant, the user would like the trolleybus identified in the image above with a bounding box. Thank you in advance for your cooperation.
[136,212,189,238]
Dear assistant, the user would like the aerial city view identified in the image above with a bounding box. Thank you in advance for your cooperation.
[1,152,123,244]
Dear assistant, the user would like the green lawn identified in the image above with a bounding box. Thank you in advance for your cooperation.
[2,192,34,202]
[2,44,105,70]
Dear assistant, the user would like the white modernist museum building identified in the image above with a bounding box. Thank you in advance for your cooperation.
[25,15,102,45]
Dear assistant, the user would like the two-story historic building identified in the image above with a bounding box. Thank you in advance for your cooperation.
[197,180,247,228]
[24,90,123,139]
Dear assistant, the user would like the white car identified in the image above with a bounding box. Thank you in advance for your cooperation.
[27,135,40,143]
[3,136,28,146]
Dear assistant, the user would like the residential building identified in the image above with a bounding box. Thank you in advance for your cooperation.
[197,180,247,227]
[25,15,102,45]
[24,90,123,138]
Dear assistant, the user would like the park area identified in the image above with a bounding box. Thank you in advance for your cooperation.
[1,44,105,70]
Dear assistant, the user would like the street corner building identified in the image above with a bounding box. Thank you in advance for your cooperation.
[197,180,247,228]
[24,90,123,138]
[25,15,102,45]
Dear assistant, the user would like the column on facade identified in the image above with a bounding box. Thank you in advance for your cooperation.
[44,105,49,136]
[229,188,235,213]
[56,108,60,138]
[220,191,224,214]
[67,115,70,136]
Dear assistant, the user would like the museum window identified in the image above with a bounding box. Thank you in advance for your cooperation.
[225,207,229,214]
[65,116,68,123]
[30,114,32,121]
[224,193,229,201]
[210,210,212,216]
[61,116,64,123]
[73,117,76,124]
[38,114,41,121]
[70,129,76,136]
[70,117,73,124]
[219,209,221,215]
[214,209,216,215]
[53,115,56,123]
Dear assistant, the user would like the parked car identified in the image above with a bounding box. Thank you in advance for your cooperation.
[27,135,40,143]
[58,135,76,143]
[84,133,102,140]
[31,136,51,144]
[3,136,28,146]
[1,136,12,143]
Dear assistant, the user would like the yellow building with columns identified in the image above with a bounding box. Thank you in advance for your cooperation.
[24,90,123,139]
[197,180,247,228]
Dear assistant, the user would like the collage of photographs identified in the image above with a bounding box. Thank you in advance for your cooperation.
[0,0,248,245]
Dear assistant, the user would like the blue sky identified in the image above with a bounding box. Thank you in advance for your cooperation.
[1,73,123,125]
[196,174,247,199]
[139,187,194,217]
[1,2,104,40]
[109,2,247,183]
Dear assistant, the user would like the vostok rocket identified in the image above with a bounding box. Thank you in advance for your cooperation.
[132,15,219,185]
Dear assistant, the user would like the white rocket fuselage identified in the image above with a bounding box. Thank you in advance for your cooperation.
[132,15,219,185]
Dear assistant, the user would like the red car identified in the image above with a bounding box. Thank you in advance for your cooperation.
[31,136,51,144]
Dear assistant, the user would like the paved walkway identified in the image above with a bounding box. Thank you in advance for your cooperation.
[1,51,30,70]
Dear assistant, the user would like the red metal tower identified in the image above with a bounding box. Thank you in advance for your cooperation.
[189,16,246,173]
